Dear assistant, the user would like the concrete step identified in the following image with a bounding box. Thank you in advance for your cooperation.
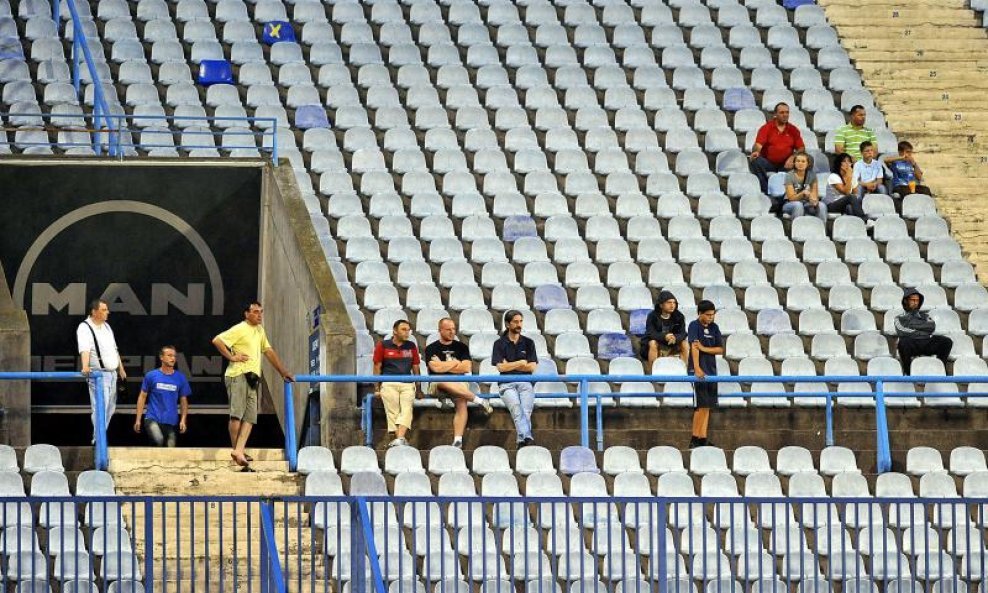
[123,502,310,526]
[141,553,326,571]
[832,25,987,39]
[108,447,286,462]
[148,578,336,593]
[110,459,289,473]
[113,473,303,496]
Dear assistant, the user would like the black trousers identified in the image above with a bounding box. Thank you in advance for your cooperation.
[897,336,953,374]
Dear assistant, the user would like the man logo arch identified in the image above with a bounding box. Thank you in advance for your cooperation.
[13,200,224,314]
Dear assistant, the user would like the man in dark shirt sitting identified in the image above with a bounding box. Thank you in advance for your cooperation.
[491,310,538,448]
[641,290,688,371]
[424,318,494,449]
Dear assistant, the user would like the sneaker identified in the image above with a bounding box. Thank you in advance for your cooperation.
[688,436,702,449]
[388,438,407,448]
[517,439,529,449]
[438,397,454,410]
[479,398,494,415]
[865,219,876,229]
[452,439,463,449]
[523,436,535,447]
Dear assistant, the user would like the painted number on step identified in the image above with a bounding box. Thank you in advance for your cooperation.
[892,10,899,17]
[929,70,937,78]
[955,113,963,121]
[942,93,950,101]
[903,29,912,36]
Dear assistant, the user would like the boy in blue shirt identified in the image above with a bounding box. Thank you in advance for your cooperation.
[687,301,725,449]
[134,345,191,447]
[884,140,932,197]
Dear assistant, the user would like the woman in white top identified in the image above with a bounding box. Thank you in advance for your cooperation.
[824,152,867,220]
[782,151,827,220]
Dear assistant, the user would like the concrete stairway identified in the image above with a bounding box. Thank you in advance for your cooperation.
[108,448,325,593]
[820,0,988,280]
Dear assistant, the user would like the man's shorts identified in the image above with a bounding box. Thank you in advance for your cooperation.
[226,374,259,424]
[693,380,719,409]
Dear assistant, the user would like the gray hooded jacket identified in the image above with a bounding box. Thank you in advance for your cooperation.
[894,288,935,342]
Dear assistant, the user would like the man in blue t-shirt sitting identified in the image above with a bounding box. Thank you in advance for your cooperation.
[134,345,191,447]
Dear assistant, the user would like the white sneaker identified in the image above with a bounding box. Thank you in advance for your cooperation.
[865,219,876,229]
[452,439,463,449]
[479,398,494,415]
[388,438,407,448]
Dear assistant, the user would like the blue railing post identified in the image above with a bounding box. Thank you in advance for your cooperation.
[272,120,280,165]
[825,387,834,447]
[144,499,154,593]
[363,393,374,447]
[353,497,387,593]
[52,0,59,23]
[259,501,287,593]
[284,381,297,471]
[578,378,590,449]
[875,379,892,473]
[656,500,667,593]
[92,372,107,471]
[595,390,604,452]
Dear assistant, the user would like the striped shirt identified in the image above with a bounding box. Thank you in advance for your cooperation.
[833,124,878,160]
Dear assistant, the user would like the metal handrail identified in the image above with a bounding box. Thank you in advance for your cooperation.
[286,373,988,473]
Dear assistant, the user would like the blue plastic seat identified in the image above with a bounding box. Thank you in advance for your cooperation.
[723,88,756,112]
[197,59,233,86]
[0,36,25,60]
[262,21,296,45]
[598,333,634,360]
[629,309,650,336]
[295,104,330,130]
[560,446,599,475]
[503,216,538,242]
[533,284,570,311]
[783,0,816,8]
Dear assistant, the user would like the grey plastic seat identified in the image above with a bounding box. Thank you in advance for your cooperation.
[24,444,63,474]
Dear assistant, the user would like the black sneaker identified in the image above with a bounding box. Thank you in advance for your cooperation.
[523,436,535,447]
[688,436,702,449]
[517,439,529,449]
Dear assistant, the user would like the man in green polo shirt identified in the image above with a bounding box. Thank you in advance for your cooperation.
[833,105,877,161]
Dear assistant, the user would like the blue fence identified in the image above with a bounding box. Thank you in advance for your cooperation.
[286,374,988,474]
[5,493,981,593]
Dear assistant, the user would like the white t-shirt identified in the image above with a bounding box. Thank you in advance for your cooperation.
[76,318,120,370]
[824,173,857,204]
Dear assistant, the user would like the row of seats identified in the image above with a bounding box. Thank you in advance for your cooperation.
[299,444,988,480]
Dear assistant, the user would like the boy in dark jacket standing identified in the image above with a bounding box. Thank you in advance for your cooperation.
[895,288,952,374]
[641,291,688,372]
[688,301,724,449]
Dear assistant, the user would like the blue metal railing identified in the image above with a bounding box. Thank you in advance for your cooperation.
[53,0,119,155]
[2,112,280,162]
[286,374,988,473]
[12,0,281,163]
[0,491,984,591]
[0,371,106,469]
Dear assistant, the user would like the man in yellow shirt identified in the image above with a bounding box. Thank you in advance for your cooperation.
[212,301,294,469]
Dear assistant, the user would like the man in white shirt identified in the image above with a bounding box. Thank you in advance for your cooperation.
[76,299,126,442]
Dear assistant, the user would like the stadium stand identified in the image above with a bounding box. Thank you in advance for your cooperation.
[5,0,988,590]
[3,0,984,412]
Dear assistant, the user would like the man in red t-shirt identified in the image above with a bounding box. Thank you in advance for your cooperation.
[748,102,805,195]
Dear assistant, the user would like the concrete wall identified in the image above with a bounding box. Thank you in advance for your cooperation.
[0,264,30,446]
[260,164,358,449]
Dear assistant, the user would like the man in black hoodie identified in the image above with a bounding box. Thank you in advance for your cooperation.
[641,290,688,372]
[895,288,952,374]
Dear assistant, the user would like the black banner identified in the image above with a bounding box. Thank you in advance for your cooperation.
[0,162,262,409]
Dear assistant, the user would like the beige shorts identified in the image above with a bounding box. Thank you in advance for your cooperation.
[380,382,416,432]
[226,374,258,424]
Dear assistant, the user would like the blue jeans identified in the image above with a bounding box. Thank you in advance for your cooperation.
[498,382,535,442]
[144,419,177,447]
[87,370,116,437]
[782,199,828,221]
